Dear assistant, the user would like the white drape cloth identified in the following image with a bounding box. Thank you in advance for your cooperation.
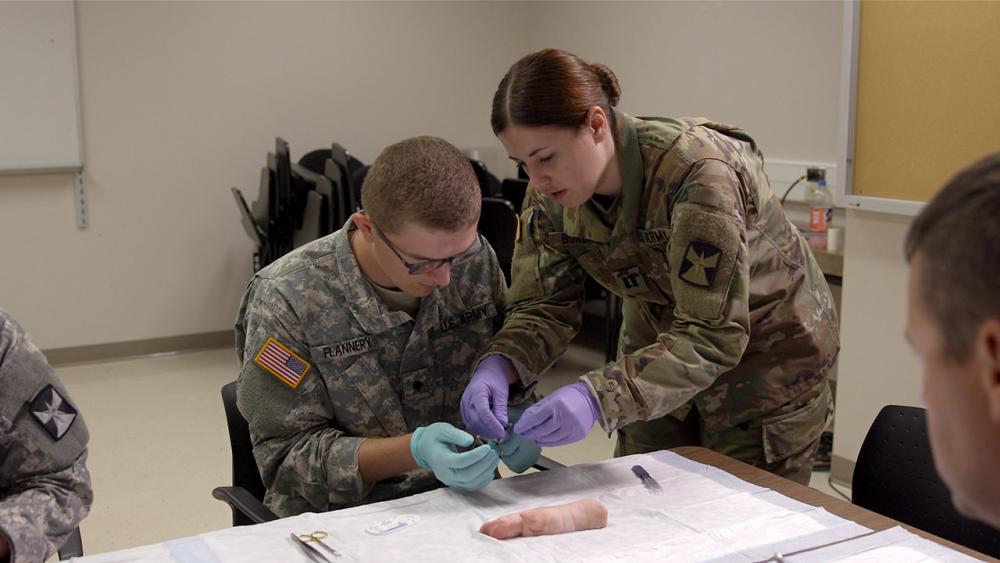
[72,451,977,562]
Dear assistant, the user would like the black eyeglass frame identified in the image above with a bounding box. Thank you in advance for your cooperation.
[371,223,485,275]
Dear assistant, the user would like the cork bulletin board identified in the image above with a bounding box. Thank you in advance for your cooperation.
[842,1,1000,212]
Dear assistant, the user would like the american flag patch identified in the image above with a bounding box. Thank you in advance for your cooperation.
[254,338,311,388]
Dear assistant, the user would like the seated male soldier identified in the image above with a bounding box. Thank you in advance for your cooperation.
[236,136,539,517]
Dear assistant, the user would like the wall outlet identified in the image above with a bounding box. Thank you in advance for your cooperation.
[765,160,839,206]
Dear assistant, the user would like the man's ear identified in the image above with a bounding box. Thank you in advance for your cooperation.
[976,319,1000,423]
[352,212,376,244]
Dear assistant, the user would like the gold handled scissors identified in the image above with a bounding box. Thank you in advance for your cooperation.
[297,531,340,558]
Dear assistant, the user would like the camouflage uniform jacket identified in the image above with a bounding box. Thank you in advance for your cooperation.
[236,221,506,517]
[484,111,839,433]
[0,310,92,563]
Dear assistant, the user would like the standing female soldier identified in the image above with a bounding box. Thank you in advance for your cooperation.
[461,49,839,483]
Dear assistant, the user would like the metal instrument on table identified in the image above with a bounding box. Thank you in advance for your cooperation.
[290,530,340,561]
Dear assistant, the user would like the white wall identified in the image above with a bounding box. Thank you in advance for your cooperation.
[832,209,923,465]
[0,0,924,467]
[0,1,848,349]
[0,1,528,348]
[523,1,844,163]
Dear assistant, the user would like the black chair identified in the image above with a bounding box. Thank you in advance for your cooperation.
[298,148,332,176]
[323,158,352,229]
[57,527,82,559]
[479,197,518,282]
[213,381,566,526]
[470,159,503,198]
[501,178,528,212]
[852,405,1000,557]
[350,164,369,200]
[329,143,365,217]
[212,382,280,526]
[300,148,360,232]
[290,163,330,241]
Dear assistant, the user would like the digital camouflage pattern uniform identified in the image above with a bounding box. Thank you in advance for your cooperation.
[236,221,506,517]
[0,310,92,563]
[484,111,839,484]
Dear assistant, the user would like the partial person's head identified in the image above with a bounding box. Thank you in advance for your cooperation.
[904,152,1000,529]
[352,136,482,297]
[491,49,621,208]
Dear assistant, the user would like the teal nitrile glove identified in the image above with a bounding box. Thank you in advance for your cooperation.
[411,422,499,491]
[498,401,542,474]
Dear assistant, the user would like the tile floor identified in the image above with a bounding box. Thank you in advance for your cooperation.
[54,326,849,557]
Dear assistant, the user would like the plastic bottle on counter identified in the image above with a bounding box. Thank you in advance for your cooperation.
[806,168,833,251]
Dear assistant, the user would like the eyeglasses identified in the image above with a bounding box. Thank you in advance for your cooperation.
[372,223,485,275]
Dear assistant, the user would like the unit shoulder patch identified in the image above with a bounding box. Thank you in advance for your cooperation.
[255,338,311,389]
[668,202,742,321]
[679,241,722,288]
[30,384,78,441]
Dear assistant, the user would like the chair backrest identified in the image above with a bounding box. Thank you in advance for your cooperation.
[350,164,369,200]
[469,159,502,198]
[220,381,267,505]
[57,527,83,559]
[501,178,528,212]
[329,143,364,217]
[478,197,517,282]
[323,158,350,229]
[852,405,1000,557]
[298,148,332,176]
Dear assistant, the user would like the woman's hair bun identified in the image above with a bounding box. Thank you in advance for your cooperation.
[590,63,621,107]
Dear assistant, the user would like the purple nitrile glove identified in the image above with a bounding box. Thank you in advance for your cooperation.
[460,355,511,440]
[513,382,601,447]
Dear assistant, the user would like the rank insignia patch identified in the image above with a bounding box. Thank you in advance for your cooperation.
[680,241,722,288]
[255,338,311,389]
[612,266,650,296]
[30,385,78,440]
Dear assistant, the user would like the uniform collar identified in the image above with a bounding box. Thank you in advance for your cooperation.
[560,109,645,243]
[614,108,645,235]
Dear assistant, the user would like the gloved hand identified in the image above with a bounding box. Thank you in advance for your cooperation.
[498,401,542,474]
[411,422,499,491]
[513,382,601,447]
[460,355,512,440]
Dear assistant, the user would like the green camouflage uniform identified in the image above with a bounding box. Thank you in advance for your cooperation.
[484,111,839,484]
[0,310,92,563]
[236,221,506,517]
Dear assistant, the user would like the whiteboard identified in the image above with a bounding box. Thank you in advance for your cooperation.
[0,1,83,174]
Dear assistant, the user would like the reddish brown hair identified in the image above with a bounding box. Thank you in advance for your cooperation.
[491,49,622,135]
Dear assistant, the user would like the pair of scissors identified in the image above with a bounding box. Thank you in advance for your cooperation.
[292,530,340,560]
